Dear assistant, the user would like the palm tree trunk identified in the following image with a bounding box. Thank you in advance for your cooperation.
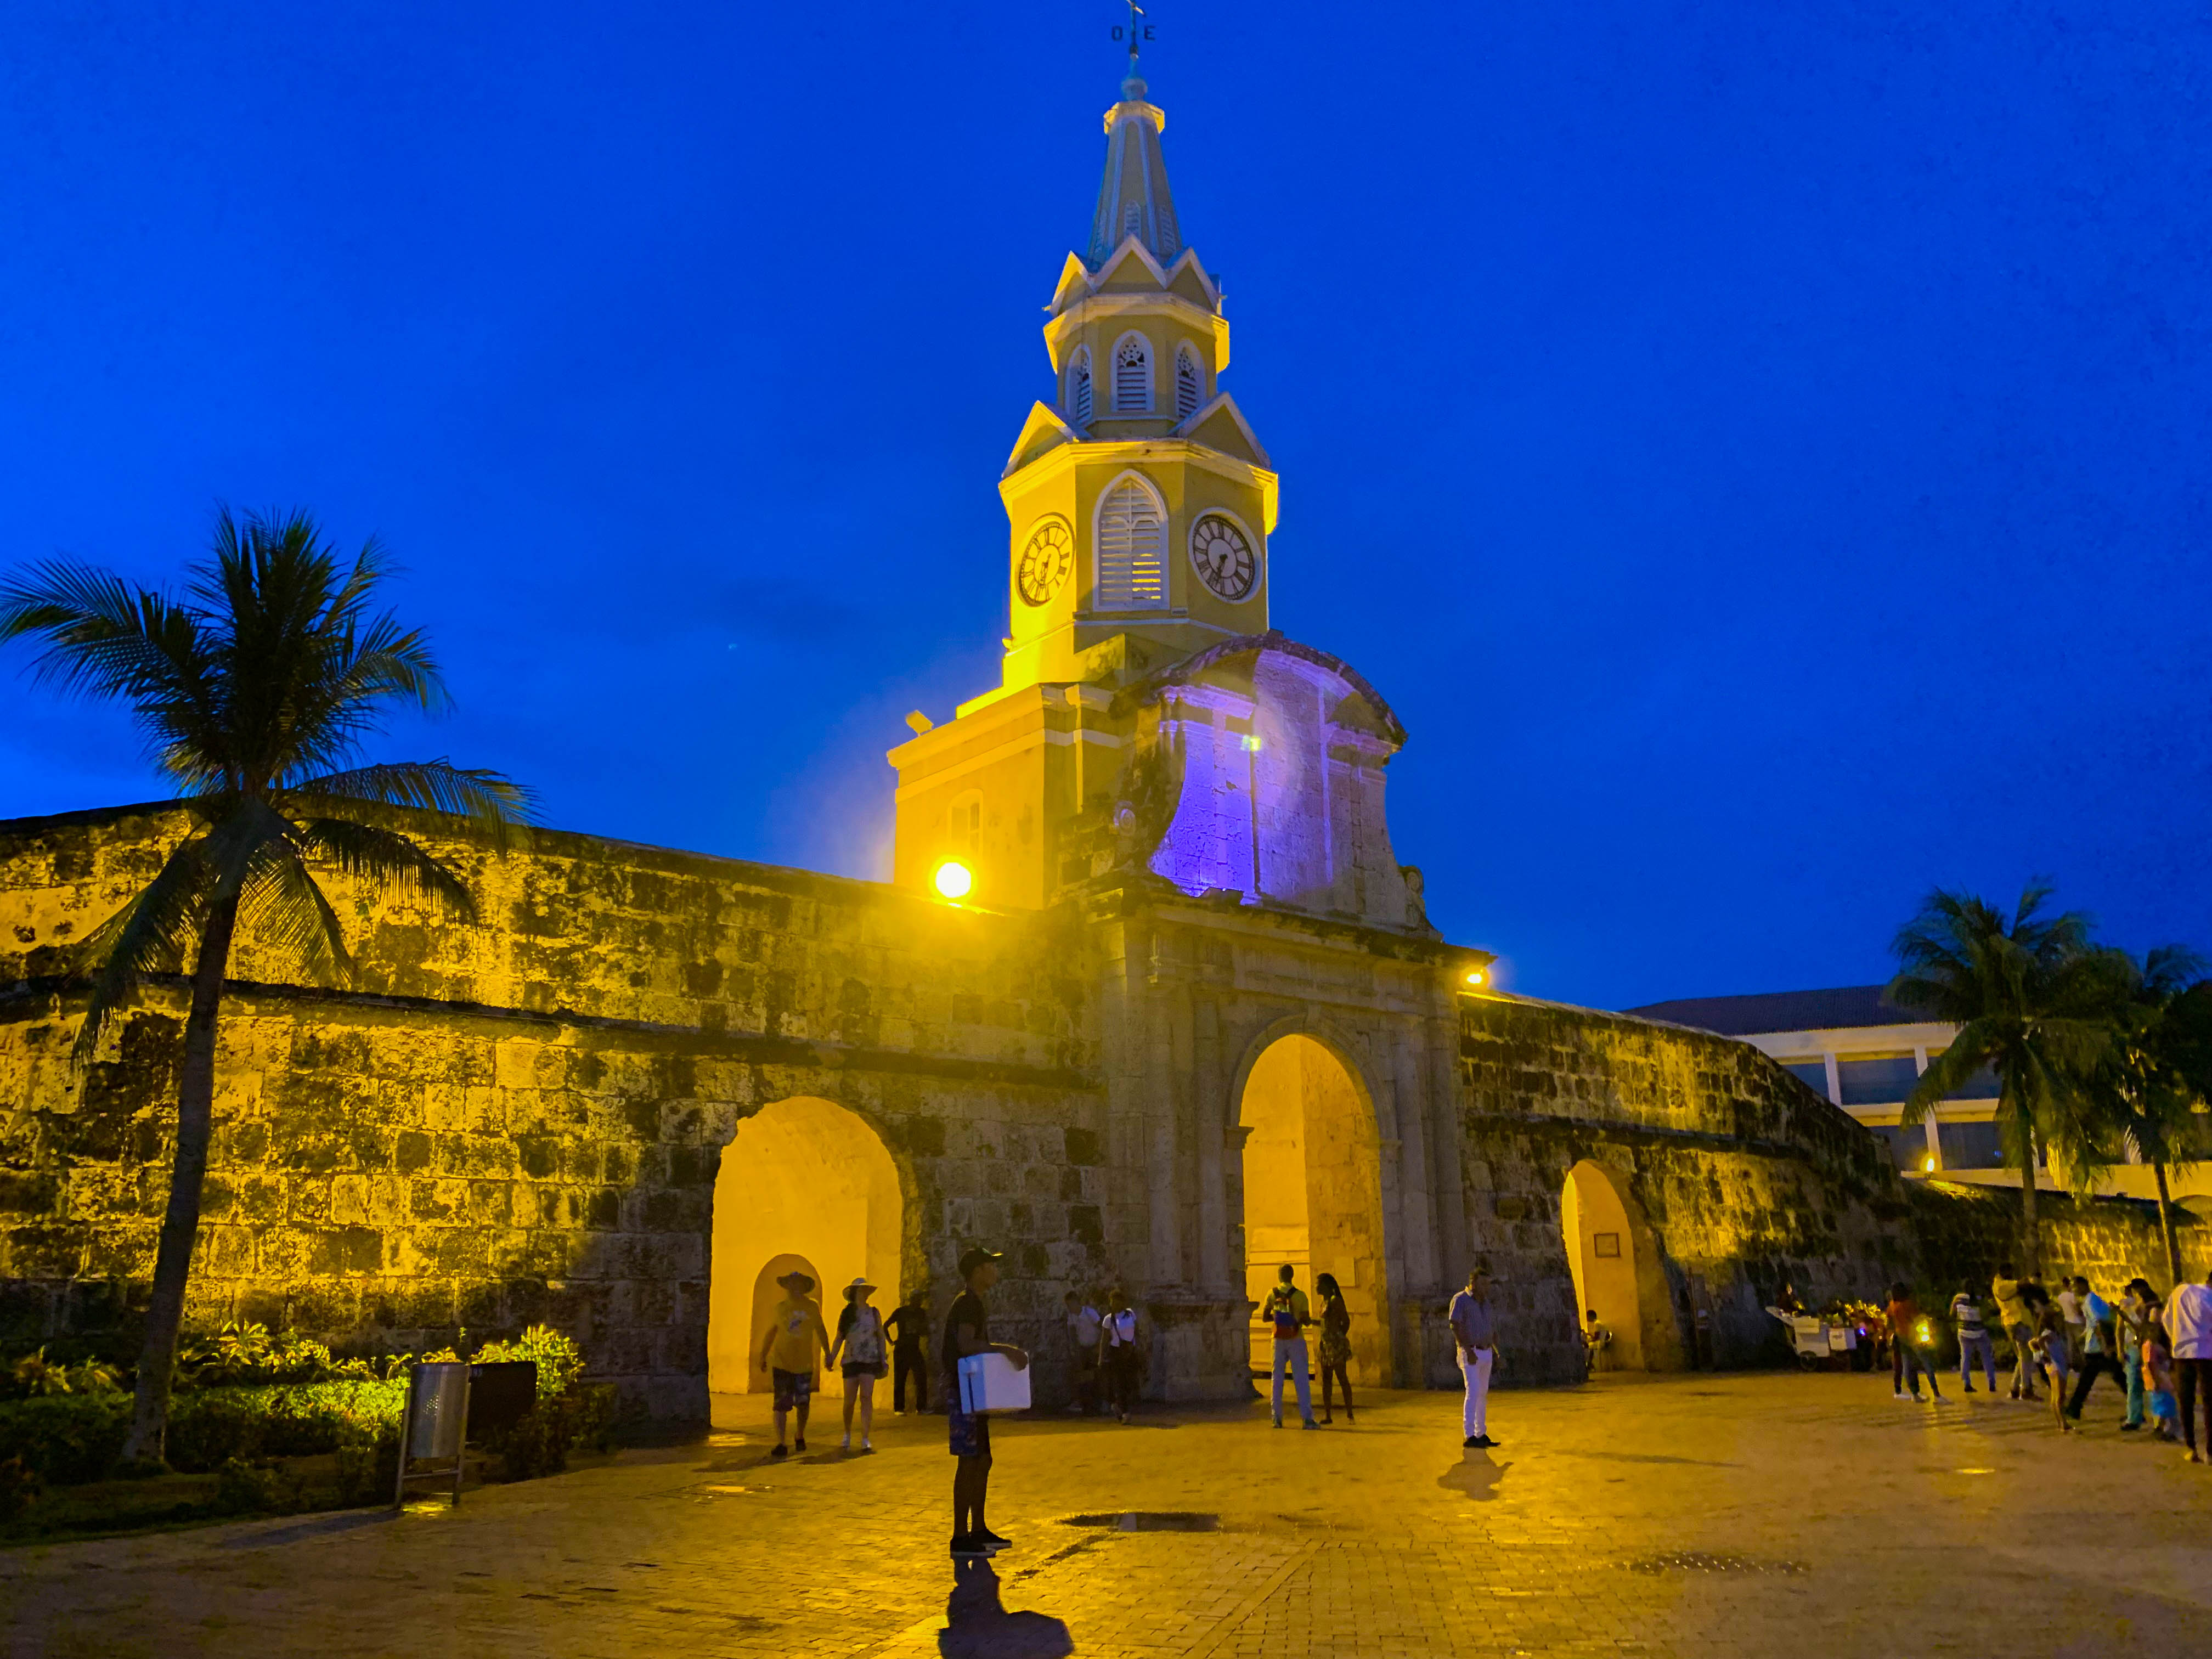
[2153,1160,2184,1289]
[2018,1125,2041,1280]
[120,891,240,1467]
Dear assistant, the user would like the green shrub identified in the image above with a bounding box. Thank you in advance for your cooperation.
[0,1394,131,1484]
[0,1454,44,1522]
[165,1380,405,1472]
[212,1457,304,1517]
[472,1325,585,1399]
[334,1425,401,1508]
[573,1383,621,1454]
[493,1398,576,1482]
[6,1347,125,1400]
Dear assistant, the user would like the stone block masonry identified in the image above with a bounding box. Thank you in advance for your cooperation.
[0,804,1107,1422]
[4,802,2191,1419]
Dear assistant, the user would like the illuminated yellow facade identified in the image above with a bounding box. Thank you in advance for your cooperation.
[889,75,1280,910]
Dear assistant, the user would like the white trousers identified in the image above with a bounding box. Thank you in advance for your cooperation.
[1460,1346,1493,1438]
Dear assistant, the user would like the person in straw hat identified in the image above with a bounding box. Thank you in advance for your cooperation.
[758,1268,831,1460]
[827,1274,890,1452]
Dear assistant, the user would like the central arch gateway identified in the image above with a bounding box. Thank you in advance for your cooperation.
[1237,1032,1392,1386]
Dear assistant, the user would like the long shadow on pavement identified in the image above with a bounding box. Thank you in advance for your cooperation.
[938,1558,1073,1658]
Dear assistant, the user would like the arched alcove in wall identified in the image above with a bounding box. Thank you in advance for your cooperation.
[1237,1033,1391,1385]
[708,1096,903,1395]
[1560,1159,1677,1373]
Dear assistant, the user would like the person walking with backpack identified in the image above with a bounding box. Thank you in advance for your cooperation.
[1099,1288,1141,1423]
[1315,1272,1355,1425]
[826,1276,889,1453]
[1263,1265,1318,1430]
[1451,1264,1501,1450]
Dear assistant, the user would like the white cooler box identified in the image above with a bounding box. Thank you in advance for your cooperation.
[957,1352,1032,1415]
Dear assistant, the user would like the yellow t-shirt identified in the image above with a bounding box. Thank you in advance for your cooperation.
[765,1297,827,1373]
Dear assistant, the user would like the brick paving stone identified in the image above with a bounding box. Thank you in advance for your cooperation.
[4,1374,2211,1657]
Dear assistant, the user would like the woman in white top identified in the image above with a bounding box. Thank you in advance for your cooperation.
[827,1276,889,1452]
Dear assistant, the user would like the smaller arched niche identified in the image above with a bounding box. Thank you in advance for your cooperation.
[709,1096,903,1395]
[1560,1160,1672,1373]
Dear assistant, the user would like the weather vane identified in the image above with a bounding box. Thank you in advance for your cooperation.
[1111,1,1155,75]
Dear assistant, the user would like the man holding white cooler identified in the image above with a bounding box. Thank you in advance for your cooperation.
[945,1245,1029,1559]
[1452,1264,1501,1450]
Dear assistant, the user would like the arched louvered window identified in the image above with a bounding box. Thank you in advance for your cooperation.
[1113,333,1151,413]
[1068,348,1093,427]
[1094,474,1168,610]
[1175,344,1201,421]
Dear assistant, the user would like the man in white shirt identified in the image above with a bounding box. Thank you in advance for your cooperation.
[1449,1265,1500,1450]
[1064,1291,1102,1415]
[2165,1270,2212,1464]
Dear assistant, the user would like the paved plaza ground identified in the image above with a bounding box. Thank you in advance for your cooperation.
[4,1370,2210,1657]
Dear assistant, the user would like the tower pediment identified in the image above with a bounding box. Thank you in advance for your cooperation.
[1173,393,1271,470]
[1001,402,1080,478]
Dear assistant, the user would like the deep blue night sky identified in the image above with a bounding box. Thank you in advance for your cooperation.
[4,3,2209,1011]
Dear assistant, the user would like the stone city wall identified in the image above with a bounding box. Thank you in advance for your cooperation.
[0,804,1107,1420]
[1455,998,1929,1384]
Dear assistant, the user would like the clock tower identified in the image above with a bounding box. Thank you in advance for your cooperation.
[887,63,1423,933]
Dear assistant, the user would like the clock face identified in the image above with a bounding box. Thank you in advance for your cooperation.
[1017,517,1074,606]
[1189,513,1257,601]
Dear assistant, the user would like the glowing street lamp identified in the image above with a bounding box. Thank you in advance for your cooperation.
[932,859,974,901]
[1464,968,1486,988]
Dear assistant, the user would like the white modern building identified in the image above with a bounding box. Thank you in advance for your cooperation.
[1626,985,2212,1206]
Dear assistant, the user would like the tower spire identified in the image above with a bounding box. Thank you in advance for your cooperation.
[1086,31,1182,269]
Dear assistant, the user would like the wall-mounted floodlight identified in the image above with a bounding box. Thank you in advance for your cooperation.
[933,860,974,901]
[1464,968,1486,987]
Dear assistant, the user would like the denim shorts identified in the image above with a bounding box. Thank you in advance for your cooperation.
[772,1368,812,1410]
[948,1407,992,1459]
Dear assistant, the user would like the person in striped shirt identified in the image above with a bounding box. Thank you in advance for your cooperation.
[1950,1283,1996,1392]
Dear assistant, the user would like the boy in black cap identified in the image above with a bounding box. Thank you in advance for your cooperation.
[945,1245,1029,1558]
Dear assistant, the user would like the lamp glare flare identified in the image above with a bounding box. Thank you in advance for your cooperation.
[933,859,974,901]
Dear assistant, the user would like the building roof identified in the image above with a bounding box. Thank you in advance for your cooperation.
[1621,984,1934,1037]
[1087,75,1183,269]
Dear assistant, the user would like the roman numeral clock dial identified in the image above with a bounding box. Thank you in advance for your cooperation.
[1018,516,1074,605]
[1189,513,1256,601]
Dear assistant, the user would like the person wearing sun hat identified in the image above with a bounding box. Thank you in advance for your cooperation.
[944,1245,1029,1558]
[758,1268,830,1460]
[826,1274,890,1453]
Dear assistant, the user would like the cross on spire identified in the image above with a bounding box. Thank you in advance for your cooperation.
[1115,1,1152,86]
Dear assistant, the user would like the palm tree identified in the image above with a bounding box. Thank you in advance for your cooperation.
[2087,947,2212,1286]
[0,508,530,1465]
[1889,883,2116,1277]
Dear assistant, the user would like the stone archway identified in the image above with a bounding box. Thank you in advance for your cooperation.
[1560,1159,1676,1373]
[709,1096,903,1395]
[1237,1032,1391,1385]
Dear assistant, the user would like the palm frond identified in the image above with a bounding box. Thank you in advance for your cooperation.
[234,832,351,984]
[291,816,478,920]
[289,759,534,830]
[70,838,214,1061]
